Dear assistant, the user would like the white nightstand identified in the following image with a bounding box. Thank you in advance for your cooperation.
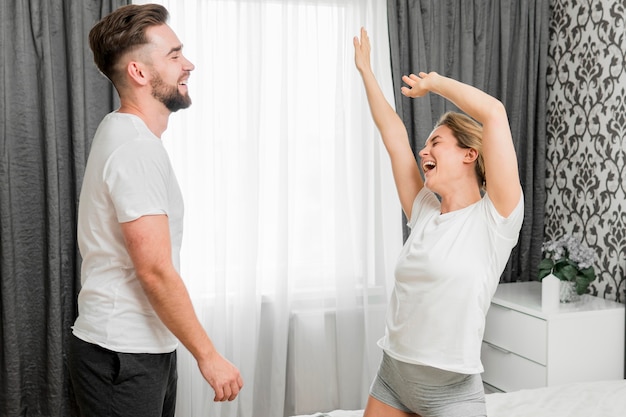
[481,281,625,393]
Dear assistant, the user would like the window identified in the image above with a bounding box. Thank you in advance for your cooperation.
[133,0,400,297]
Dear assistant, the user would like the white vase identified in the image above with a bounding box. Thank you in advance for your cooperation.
[541,274,560,312]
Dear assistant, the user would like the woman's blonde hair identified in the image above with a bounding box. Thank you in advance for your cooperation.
[434,111,486,190]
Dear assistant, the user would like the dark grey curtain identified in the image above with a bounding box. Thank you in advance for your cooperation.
[0,1,128,416]
[387,0,549,282]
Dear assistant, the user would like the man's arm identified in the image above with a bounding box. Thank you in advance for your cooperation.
[121,214,243,401]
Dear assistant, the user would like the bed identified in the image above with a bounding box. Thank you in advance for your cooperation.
[292,379,626,417]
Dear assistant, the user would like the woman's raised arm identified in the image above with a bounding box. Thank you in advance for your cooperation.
[401,72,522,217]
[354,28,423,219]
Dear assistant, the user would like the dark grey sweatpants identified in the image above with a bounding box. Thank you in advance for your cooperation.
[68,334,177,417]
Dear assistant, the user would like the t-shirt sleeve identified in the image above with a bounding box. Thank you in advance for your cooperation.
[483,191,524,241]
[104,140,172,223]
[408,188,440,229]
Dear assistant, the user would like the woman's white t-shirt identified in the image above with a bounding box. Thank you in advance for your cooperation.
[378,187,524,374]
[72,112,183,353]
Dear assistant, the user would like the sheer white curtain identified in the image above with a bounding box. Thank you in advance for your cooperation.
[133,1,401,416]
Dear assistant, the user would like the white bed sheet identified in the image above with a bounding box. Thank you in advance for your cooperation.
[292,379,626,417]
[485,379,626,417]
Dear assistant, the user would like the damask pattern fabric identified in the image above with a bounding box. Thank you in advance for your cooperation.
[545,0,626,302]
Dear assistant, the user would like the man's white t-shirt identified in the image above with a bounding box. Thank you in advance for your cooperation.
[378,187,524,374]
[72,112,183,353]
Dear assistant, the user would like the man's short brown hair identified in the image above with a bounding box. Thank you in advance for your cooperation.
[89,4,169,86]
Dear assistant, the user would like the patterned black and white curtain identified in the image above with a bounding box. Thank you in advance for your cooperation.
[545,0,626,303]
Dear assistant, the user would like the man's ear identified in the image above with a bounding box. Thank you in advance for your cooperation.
[464,148,479,163]
[127,61,150,86]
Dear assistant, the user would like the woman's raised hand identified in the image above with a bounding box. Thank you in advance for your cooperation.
[353,27,372,74]
[400,72,437,98]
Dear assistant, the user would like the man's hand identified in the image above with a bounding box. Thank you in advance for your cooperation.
[198,352,244,402]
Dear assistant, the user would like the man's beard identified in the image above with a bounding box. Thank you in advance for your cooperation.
[151,73,192,112]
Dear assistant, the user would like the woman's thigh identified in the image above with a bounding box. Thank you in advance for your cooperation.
[363,395,419,417]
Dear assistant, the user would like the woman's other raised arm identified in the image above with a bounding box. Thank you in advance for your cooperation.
[401,72,522,217]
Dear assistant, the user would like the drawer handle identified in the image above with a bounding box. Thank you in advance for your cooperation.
[484,341,511,354]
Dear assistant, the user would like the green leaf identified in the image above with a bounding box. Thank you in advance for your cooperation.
[579,266,595,281]
[538,258,555,270]
[561,264,577,281]
[552,270,566,281]
[538,269,552,280]
[574,276,589,295]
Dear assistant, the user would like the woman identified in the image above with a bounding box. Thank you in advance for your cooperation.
[354,28,523,417]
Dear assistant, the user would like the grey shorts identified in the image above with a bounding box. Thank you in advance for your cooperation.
[370,352,486,417]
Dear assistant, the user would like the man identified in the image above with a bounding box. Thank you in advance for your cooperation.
[68,4,243,416]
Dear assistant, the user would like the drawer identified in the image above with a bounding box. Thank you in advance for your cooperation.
[483,303,547,364]
[481,341,546,392]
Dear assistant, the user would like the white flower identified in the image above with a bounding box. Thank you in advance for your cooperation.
[541,233,595,269]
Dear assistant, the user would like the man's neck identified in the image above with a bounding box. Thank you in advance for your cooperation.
[118,100,170,138]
